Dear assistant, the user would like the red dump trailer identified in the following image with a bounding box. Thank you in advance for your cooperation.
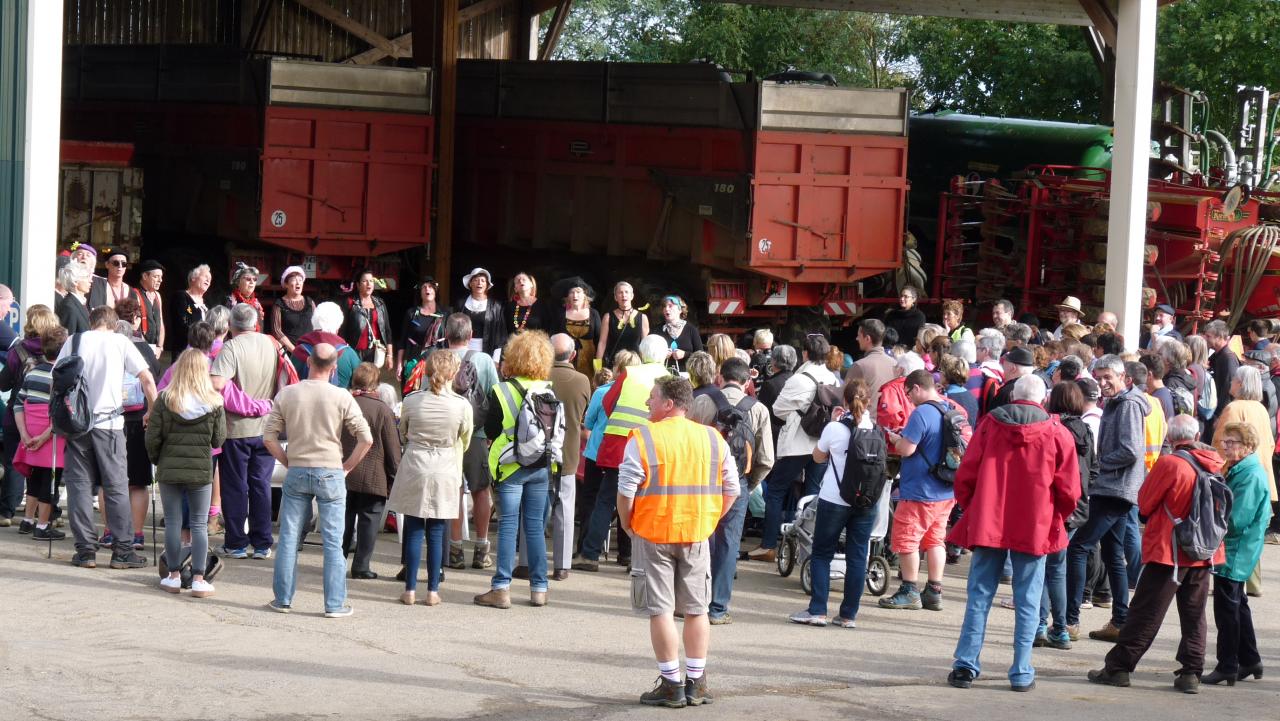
[454,61,910,329]
[60,46,433,292]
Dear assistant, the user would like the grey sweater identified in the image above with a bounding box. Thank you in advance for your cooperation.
[1092,385,1150,504]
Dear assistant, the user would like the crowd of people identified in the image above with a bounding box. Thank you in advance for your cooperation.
[1,246,1277,704]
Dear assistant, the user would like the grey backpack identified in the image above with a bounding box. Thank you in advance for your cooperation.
[1165,450,1233,573]
[496,379,565,480]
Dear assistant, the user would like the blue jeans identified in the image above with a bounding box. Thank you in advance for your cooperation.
[403,516,448,592]
[1125,505,1143,588]
[273,467,347,613]
[708,491,748,619]
[493,466,549,592]
[807,499,878,620]
[1066,498,1132,626]
[580,467,619,562]
[1038,529,1074,634]
[953,547,1046,687]
[762,455,828,550]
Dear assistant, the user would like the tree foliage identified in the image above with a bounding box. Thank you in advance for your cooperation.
[554,0,1279,133]
[887,20,1102,122]
[553,0,912,88]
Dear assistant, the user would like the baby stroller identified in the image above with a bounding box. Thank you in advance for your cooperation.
[776,489,894,597]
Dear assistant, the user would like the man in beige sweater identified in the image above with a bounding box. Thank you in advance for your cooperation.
[264,344,372,618]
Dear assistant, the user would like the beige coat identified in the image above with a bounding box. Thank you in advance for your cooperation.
[1216,399,1278,501]
[386,388,473,519]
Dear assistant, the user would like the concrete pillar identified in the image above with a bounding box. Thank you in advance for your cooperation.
[1103,0,1157,351]
[18,0,61,313]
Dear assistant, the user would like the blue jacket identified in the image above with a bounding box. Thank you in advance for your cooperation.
[1217,453,1273,582]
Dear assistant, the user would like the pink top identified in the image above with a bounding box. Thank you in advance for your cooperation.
[13,403,66,473]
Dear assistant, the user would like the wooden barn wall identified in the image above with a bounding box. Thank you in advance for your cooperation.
[64,0,522,61]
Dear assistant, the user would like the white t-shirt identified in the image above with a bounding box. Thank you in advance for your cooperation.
[56,329,148,430]
[815,410,874,508]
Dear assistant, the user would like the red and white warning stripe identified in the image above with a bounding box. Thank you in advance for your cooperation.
[707,300,744,315]
[824,301,859,316]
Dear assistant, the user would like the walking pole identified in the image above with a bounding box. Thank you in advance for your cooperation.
[150,460,158,568]
[48,429,57,560]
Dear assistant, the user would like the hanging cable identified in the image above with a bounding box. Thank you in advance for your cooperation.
[1215,224,1280,329]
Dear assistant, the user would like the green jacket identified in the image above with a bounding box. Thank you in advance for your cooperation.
[1216,453,1273,582]
[145,393,228,487]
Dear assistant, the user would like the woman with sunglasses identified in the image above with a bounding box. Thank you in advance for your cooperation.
[224,262,264,332]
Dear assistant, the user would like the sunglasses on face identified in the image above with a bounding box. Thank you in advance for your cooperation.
[109,260,128,268]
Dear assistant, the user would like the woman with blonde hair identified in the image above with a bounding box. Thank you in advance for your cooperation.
[1,305,61,526]
[596,281,648,369]
[705,333,736,369]
[387,350,472,606]
[145,349,227,597]
[476,331,556,608]
[686,351,718,390]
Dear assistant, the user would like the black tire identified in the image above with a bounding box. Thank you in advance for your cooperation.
[866,555,890,597]
[777,537,797,577]
[800,557,813,596]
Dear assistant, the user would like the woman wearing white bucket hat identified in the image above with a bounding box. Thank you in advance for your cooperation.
[270,265,315,354]
[455,267,507,355]
[1052,296,1084,340]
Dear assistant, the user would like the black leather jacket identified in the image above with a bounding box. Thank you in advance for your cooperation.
[341,295,393,351]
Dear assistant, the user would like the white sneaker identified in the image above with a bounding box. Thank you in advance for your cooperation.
[190,580,215,598]
[324,605,354,618]
[159,576,182,594]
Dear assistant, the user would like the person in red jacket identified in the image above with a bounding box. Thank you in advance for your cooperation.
[945,376,1081,692]
[1088,414,1227,694]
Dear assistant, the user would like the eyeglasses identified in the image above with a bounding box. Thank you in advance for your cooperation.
[1220,439,1245,448]
[109,260,128,268]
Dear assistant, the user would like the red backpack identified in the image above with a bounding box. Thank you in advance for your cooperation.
[876,377,914,434]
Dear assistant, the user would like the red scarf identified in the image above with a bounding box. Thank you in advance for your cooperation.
[232,289,264,331]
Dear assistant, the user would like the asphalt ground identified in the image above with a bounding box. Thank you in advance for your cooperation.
[2,523,1278,721]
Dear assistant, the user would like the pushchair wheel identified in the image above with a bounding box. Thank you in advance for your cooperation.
[777,537,797,578]
[800,557,813,596]
[866,555,890,597]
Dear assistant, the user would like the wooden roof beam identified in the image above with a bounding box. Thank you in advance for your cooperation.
[346,32,413,64]
[289,0,405,59]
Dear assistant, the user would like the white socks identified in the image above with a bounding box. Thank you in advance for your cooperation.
[657,658,705,681]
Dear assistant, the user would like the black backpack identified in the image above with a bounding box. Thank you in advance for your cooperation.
[451,350,489,427]
[705,387,757,476]
[50,333,105,439]
[1166,450,1233,567]
[923,400,970,486]
[799,371,844,437]
[832,416,889,508]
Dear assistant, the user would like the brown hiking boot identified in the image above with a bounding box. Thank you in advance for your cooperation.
[1088,621,1121,642]
[530,590,547,607]
[746,546,776,562]
[639,676,687,708]
[685,675,713,705]
[473,588,511,609]
[471,540,493,569]
[447,546,466,570]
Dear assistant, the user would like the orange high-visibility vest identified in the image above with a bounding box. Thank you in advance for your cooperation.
[629,416,726,544]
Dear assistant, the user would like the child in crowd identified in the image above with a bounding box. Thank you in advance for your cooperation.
[145,349,227,598]
[12,327,70,540]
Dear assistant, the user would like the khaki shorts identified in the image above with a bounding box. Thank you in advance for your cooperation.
[630,537,711,617]
[463,436,492,493]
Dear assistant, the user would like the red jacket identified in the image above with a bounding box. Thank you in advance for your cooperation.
[947,401,1081,556]
[1138,443,1227,568]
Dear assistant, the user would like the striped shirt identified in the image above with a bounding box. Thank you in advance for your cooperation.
[17,362,53,405]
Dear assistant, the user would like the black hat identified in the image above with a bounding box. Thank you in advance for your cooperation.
[1077,376,1101,401]
[1155,303,1176,317]
[1003,346,1035,366]
[137,259,165,274]
[550,276,596,302]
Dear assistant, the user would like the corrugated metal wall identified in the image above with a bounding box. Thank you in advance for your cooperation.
[63,0,520,62]
[1,0,28,297]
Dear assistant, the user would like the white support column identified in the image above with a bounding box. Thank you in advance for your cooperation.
[1103,0,1157,351]
[18,0,61,313]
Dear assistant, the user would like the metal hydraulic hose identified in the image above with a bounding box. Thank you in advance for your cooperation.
[1204,130,1239,185]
